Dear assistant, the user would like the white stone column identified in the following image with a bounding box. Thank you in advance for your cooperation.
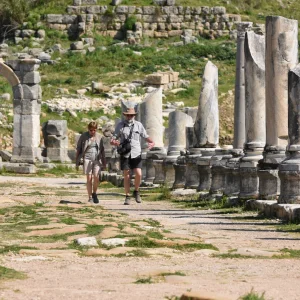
[163,110,193,187]
[11,59,42,165]
[194,61,219,193]
[278,65,300,203]
[140,88,166,183]
[258,16,298,199]
[233,22,253,149]
[239,31,266,199]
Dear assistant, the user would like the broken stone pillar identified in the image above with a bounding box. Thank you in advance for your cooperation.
[109,118,121,174]
[140,88,166,183]
[258,16,298,199]
[10,59,42,164]
[42,120,71,163]
[278,64,300,203]
[233,22,253,150]
[209,146,233,198]
[239,31,266,199]
[194,61,219,193]
[163,110,193,187]
[102,122,114,168]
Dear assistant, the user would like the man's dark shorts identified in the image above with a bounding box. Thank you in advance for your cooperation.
[120,155,142,170]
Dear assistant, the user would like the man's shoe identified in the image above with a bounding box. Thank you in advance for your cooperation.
[92,192,99,204]
[124,195,131,205]
[88,196,94,203]
[133,190,142,203]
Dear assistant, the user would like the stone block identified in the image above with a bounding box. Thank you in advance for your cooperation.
[111,0,122,5]
[143,6,156,14]
[13,114,40,149]
[14,84,41,101]
[3,163,36,174]
[47,14,63,23]
[62,15,78,24]
[67,6,81,14]
[115,6,128,13]
[47,148,71,162]
[14,99,41,115]
[47,135,68,148]
[22,71,41,84]
[73,0,81,5]
[19,59,41,72]
[0,150,12,161]
[146,73,169,85]
[45,120,68,136]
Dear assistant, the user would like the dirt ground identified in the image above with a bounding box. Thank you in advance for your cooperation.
[0,175,299,300]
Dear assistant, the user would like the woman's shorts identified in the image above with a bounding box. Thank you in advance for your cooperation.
[120,155,142,170]
[83,159,101,175]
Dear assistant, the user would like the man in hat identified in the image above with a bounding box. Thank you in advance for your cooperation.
[111,107,155,205]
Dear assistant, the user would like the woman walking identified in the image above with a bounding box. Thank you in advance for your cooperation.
[76,122,106,203]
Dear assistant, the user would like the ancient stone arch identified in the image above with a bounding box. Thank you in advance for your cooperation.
[0,59,41,165]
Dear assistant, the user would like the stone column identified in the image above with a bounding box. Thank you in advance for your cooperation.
[11,59,42,164]
[258,16,298,199]
[239,31,266,199]
[163,110,193,187]
[194,61,219,193]
[140,88,166,183]
[233,22,253,149]
[278,65,300,203]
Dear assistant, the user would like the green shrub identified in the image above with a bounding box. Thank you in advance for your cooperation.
[124,15,137,31]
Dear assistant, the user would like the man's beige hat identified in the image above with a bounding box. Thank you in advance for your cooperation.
[123,107,137,115]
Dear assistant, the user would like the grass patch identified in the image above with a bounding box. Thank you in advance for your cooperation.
[0,245,37,255]
[60,216,79,225]
[125,236,160,248]
[239,289,267,300]
[85,225,105,236]
[0,266,27,281]
[146,230,164,240]
[159,271,186,277]
[170,243,218,252]
[143,218,161,228]
[134,276,153,284]
[279,248,300,258]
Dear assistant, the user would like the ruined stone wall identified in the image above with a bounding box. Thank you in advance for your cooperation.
[45,2,241,40]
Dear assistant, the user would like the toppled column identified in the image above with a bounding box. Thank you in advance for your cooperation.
[10,59,42,164]
[163,110,193,187]
[140,88,166,183]
[233,22,253,150]
[42,120,71,163]
[239,31,266,199]
[258,16,298,199]
[194,61,219,193]
[278,65,300,203]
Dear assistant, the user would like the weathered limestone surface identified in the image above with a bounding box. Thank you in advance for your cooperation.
[194,61,219,148]
[239,31,265,199]
[279,65,300,204]
[233,22,252,149]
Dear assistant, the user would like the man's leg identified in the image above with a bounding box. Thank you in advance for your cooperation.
[123,169,131,205]
[133,168,142,203]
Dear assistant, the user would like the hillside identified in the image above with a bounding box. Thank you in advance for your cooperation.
[0,0,299,149]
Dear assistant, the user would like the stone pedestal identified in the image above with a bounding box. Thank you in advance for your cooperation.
[258,167,280,200]
[153,160,165,184]
[239,149,264,199]
[197,148,215,192]
[224,149,243,197]
[163,156,177,187]
[185,148,201,189]
[145,147,166,183]
[173,154,186,189]
[210,147,233,197]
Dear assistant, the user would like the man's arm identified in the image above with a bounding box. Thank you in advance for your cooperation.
[110,123,121,146]
[145,137,155,149]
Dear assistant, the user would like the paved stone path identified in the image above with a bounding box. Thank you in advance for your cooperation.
[0,175,299,300]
